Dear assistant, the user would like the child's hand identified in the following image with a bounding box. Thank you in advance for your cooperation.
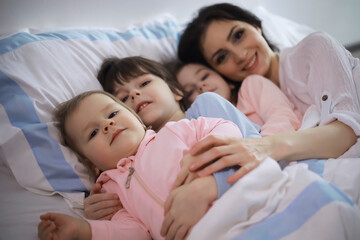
[172,154,198,190]
[38,212,91,240]
[161,176,217,240]
[84,182,123,220]
[38,219,57,240]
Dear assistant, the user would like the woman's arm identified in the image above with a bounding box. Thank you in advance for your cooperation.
[190,120,357,184]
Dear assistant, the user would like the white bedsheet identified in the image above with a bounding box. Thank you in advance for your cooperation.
[0,159,83,239]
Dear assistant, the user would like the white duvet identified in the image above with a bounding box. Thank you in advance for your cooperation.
[189,157,360,240]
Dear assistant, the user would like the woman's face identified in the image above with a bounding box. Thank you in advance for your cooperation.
[201,20,278,82]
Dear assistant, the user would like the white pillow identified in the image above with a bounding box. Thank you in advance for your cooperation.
[252,6,315,50]
[0,14,180,209]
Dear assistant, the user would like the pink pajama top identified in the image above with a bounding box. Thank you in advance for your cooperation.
[236,75,302,136]
[87,117,242,239]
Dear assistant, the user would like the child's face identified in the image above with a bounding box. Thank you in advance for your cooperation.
[113,74,184,132]
[177,63,232,102]
[66,93,145,171]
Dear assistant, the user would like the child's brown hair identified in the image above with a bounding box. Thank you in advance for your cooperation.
[53,90,144,177]
[97,56,190,111]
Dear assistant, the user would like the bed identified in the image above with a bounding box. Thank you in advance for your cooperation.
[1,1,359,239]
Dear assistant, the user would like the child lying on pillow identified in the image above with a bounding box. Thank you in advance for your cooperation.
[38,90,242,240]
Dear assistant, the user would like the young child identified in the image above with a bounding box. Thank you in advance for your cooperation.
[170,61,303,136]
[38,90,242,240]
[97,56,190,133]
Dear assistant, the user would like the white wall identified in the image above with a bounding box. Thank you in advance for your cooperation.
[1,0,359,46]
[261,0,360,46]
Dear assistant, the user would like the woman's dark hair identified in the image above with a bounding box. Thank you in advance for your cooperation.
[97,56,190,111]
[178,3,278,65]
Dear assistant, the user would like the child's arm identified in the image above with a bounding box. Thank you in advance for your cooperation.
[87,208,151,240]
[161,175,217,240]
[237,75,301,136]
[38,213,91,240]
[161,118,242,239]
[38,210,152,240]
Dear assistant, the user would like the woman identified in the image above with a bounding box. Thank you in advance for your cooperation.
[175,2,359,183]
[160,3,359,239]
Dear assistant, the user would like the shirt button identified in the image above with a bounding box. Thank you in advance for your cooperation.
[322,95,328,101]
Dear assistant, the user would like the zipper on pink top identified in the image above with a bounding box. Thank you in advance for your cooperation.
[125,166,164,208]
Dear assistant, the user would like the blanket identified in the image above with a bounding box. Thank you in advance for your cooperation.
[188,157,360,240]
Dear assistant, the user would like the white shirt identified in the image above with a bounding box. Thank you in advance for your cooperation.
[279,31,360,156]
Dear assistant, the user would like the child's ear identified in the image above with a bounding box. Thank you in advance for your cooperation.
[94,167,101,177]
[173,88,184,101]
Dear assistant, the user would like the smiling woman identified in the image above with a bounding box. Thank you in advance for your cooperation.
[163,3,360,237]
[177,2,359,171]
[201,20,278,83]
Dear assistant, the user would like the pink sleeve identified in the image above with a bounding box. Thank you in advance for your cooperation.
[239,75,302,136]
[193,117,243,139]
[87,208,151,240]
[166,117,243,144]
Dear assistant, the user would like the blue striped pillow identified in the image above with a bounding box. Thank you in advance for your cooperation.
[0,14,180,206]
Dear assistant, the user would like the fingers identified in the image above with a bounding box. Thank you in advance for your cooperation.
[89,182,102,195]
[38,219,55,240]
[85,192,120,206]
[190,135,225,155]
[84,198,122,220]
[227,160,260,184]
[84,192,122,220]
[172,167,188,190]
[165,222,181,240]
[160,211,174,237]
[183,172,197,185]
[163,191,175,216]
[174,226,189,240]
[189,144,231,172]
[195,145,238,176]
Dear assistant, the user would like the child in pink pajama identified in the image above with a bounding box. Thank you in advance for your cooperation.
[38,90,242,240]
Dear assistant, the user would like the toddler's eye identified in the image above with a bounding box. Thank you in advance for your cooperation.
[121,96,129,102]
[140,80,151,87]
[108,111,118,118]
[89,129,98,140]
[201,73,209,81]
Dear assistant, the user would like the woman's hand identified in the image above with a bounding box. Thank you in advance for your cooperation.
[161,176,217,240]
[84,183,123,220]
[188,135,274,183]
